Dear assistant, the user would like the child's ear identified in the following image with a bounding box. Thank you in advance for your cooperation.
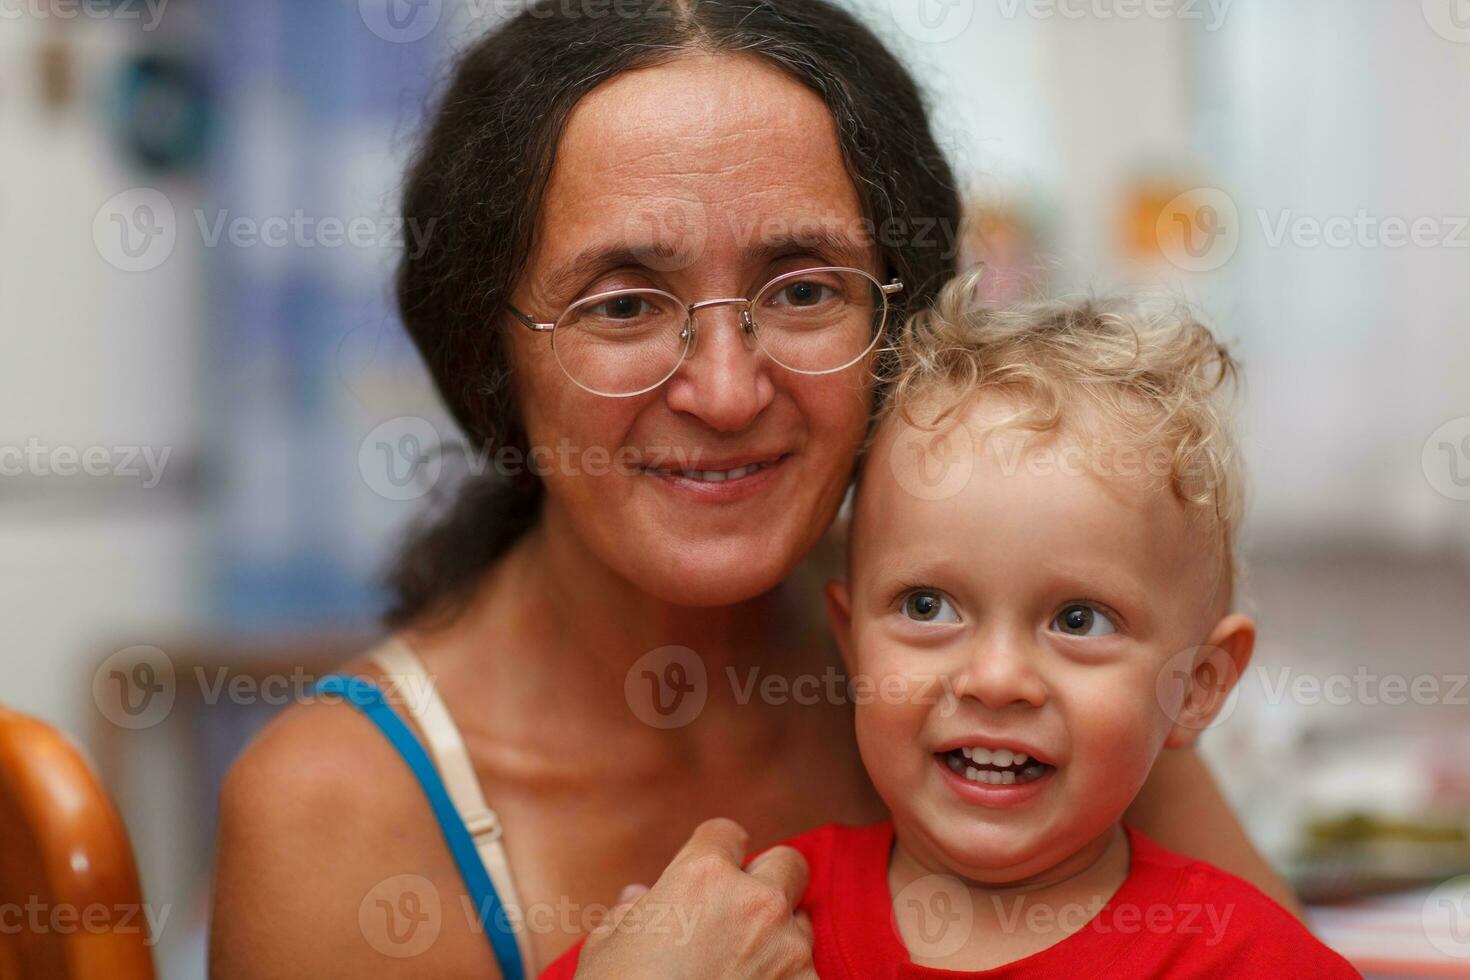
[824,579,855,674]
[1164,613,1255,749]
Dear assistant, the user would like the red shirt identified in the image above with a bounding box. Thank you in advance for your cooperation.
[541,821,1360,979]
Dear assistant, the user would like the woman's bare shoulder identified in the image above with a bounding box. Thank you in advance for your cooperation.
[209,667,492,977]
[218,669,402,824]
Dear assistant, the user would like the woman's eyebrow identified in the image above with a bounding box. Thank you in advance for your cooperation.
[747,225,872,267]
[540,243,683,300]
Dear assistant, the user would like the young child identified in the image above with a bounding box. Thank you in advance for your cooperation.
[544,280,1359,977]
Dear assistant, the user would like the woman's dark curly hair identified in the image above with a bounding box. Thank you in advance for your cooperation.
[387,0,960,628]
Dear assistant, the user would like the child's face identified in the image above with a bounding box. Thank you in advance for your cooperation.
[828,393,1251,884]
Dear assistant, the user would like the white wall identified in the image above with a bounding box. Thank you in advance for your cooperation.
[1216,0,1470,556]
[856,0,1470,560]
[0,15,207,731]
[0,15,207,968]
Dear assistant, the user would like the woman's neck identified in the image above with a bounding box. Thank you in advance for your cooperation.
[399,502,881,846]
[418,505,837,732]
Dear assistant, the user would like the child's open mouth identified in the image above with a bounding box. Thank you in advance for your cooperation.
[939,746,1054,786]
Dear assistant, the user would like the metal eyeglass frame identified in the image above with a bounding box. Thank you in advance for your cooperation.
[506,266,904,398]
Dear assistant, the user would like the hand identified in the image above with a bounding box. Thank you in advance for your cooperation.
[573,818,816,979]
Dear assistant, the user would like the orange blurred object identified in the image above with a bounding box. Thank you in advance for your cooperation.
[0,708,155,980]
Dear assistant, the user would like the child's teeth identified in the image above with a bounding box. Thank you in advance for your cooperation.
[958,746,1030,766]
[963,766,1009,785]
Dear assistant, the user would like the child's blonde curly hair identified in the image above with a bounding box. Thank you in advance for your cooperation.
[876,269,1246,584]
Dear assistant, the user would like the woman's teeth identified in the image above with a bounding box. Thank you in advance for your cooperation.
[648,462,769,482]
[944,748,1051,785]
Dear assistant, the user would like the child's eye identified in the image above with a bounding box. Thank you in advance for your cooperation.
[1052,604,1117,637]
[901,590,959,624]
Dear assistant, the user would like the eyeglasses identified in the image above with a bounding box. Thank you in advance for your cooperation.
[507,266,904,398]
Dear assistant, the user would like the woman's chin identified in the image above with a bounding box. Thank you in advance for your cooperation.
[630,544,798,608]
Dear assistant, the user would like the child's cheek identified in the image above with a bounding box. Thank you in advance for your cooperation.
[1063,677,1166,806]
[851,645,936,798]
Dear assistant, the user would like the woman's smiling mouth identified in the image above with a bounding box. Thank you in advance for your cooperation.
[645,460,776,482]
[642,453,790,501]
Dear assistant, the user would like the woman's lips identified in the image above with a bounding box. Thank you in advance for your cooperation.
[642,454,789,502]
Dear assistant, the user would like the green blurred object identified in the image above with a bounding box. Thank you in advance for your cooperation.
[1290,812,1470,904]
[1307,812,1468,846]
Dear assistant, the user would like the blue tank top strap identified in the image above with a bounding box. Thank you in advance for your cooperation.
[315,673,525,980]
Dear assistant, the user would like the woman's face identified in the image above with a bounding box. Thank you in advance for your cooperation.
[507,53,880,606]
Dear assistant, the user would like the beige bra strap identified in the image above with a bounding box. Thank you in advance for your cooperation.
[369,637,535,976]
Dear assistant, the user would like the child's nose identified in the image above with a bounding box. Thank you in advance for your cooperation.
[951,636,1049,711]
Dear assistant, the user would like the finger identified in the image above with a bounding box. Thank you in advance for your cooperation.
[671,817,749,871]
[791,909,814,945]
[744,845,810,910]
[618,883,650,904]
[599,894,642,936]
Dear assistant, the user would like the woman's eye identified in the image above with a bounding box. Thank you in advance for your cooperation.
[588,295,652,320]
[1052,604,1117,637]
[771,280,836,307]
[901,590,959,624]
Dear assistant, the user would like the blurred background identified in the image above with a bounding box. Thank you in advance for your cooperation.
[2,0,1468,976]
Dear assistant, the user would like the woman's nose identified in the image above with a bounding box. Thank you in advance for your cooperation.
[663,304,775,432]
[951,635,1049,712]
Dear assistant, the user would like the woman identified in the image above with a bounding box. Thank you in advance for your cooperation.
[209,2,1297,977]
